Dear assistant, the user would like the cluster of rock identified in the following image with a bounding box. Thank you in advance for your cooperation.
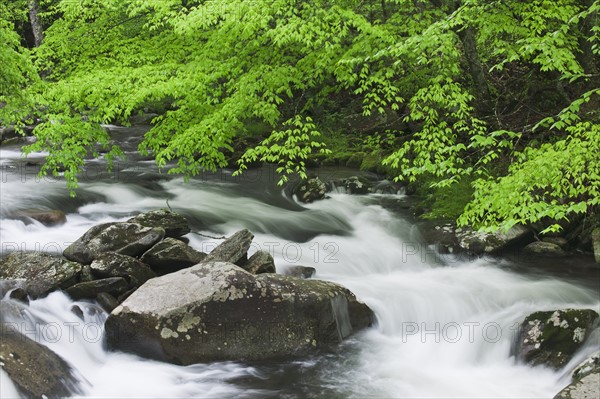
[0,124,36,146]
[292,175,401,203]
[418,223,533,256]
[0,209,375,396]
[512,308,599,399]
[0,209,196,309]
[417,221,600,262]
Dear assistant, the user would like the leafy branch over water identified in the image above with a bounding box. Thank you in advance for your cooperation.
[1,0,598,230]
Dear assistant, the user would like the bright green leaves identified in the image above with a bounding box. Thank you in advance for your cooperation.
[382,80,487,185]
[469,129,522,170]
[141,104,236,178]
[234,116,331,185]
[2,0,598,233]
[475,0,585,78]
[535,88,600,131]
[0,8,39,127]
[459,90,600,232]
[459,124,600,232]
[22,116,123,195]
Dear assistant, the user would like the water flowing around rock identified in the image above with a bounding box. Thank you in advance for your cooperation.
[1,137,599,398]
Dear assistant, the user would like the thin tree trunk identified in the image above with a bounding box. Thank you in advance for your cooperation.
[452,0,491,114]
[456,26,490,111]
[381,0,388,22]
[577,0,598,78]
[28,0,43,47]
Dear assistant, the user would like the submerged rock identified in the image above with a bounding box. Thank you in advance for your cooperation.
[128,209,191,238]
[141,237,206,275]
[0,252,81,298]
[9,209,67,227]
[523,241,567,257]
[1,329,82,398]
[293,177,327,203]
[105,261,374,364]
[515,309,599,369]
[63,222,165,264]
[327,176,373,195]
[542,236,569,249]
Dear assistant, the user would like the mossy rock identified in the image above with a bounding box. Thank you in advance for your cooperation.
[105,262,374,364]
[1,326,82,398]
[554,371,600,399]
[0,253,82,298]
[63,222,166,264]
[293,177,327,203]
[419,177,475,220]
[360,152,381,173]
[515,309,599,369]
[346,152,365,169]
[128,209,191,238]
[324,176,374,195]
[321,157,339,167]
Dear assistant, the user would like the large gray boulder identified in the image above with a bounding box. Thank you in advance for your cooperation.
[553,351,600,399]
[105,261,374,364]
[90,252,156,287]
[63,222,165,264]
[0,303,82,399]
[455,225,532,255]
[141,238,206,275]
[128,209,191,238]
[554,372,600,399]
[0,252,81,298]
[203,229,254,265]
[514,309,599,369]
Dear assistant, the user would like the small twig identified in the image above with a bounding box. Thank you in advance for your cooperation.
[166,199,173,211]
[191,231,227,240]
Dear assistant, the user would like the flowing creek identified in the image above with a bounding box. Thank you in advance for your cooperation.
[1,126,599,398]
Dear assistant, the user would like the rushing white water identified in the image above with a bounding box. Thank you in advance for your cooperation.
[1,144,599,398]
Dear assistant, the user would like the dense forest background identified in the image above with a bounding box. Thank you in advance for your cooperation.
[1,0,598,235]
